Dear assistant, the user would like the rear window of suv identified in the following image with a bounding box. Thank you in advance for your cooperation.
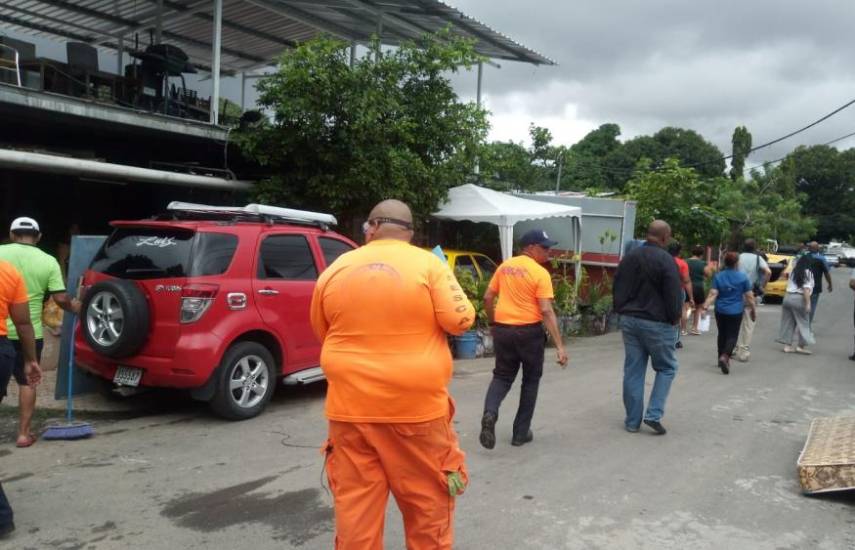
[91,227,238,279]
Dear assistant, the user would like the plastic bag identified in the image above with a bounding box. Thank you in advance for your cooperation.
[699,313,711,333]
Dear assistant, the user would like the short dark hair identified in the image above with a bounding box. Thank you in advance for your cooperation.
[667,241,682,256]
[743,238,757,252]
[724,251,739,268]
[11,229,39,239]
[691,245,705,257]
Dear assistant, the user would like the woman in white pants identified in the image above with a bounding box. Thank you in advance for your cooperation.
[777,255,815,354]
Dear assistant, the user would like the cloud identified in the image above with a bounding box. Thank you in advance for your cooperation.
[449,0,855,159]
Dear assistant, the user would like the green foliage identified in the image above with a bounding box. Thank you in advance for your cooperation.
[781,145,855,241]
[627,158,730,245]
[478,124,562,192]
[730,126,752,181]
[236,31,488,226]
[454,268,489,329]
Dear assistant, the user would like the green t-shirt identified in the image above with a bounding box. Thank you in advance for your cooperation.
[0,243,65,340]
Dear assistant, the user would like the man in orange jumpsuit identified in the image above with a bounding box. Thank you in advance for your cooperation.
[310,199,474,550]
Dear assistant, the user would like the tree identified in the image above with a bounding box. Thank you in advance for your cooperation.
[478,141,540,191]
[236,31,488,228]
[626,158,729,245]
[730,126,752,181]
[781,145,855,241]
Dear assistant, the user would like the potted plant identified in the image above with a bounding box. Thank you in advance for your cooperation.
[453,268,490,358]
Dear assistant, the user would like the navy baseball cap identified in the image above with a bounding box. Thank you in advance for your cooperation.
[520,229,558,248]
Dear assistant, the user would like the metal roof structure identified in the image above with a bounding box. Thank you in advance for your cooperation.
[0,0,555,72]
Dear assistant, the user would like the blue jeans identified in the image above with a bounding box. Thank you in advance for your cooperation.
[620,316,679,429]
[809,292,820,325]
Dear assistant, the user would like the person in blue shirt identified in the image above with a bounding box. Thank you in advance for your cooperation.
[702,251,757,375]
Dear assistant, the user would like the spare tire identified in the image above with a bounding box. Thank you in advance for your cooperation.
[82,280,150,358]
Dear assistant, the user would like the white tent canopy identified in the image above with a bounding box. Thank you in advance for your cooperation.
[433,184,582,262]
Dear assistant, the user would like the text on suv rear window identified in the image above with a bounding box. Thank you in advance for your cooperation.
[91,228,238,279]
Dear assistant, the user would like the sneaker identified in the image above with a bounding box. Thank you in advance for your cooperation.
[643,419,667,435]
[783,346,795,353]
[625,425,640,433]
[849,354,855,361]
[795,347,812,355]
[718,356,730,375]
[511,430,534,446]
[0,522,14,539]
[675,341,683,349]
[479,411,497,450]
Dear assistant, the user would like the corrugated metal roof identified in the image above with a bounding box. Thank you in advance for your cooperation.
[0,0,555,72]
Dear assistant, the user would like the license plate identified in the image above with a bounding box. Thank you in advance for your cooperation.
[113,366,143,387]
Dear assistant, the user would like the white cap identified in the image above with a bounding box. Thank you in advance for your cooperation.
[10,217,40,233]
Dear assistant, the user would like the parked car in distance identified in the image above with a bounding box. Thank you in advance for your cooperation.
[824,253,841,268]
[824,242,855,267]
[433,248,498,282]
[75,203,357,420]
[763,253,794,302]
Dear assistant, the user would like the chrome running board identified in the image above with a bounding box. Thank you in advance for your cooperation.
[282,367,325,386]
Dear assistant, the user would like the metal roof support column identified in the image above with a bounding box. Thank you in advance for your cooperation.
[210,0,223,124]
[239,72,246,110]
[474,61,483,175]
[375,17,383,61]
[155,0,164,44]
[115,0,124,75]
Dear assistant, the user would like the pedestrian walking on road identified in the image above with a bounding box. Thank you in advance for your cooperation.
[687,245,711,335]
[849,268,855,361]
[613,220,683,435]
[668,241,693,347]
[776,254,815,355]
[0,258,42,539]
[735,239,772,362]
[0,217,81,448]
[702,252,756,374]
[806,241,832,327]
[479,229,568,450]
[310,200,474,550]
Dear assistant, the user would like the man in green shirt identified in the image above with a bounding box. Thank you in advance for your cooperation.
[0,218,80,447]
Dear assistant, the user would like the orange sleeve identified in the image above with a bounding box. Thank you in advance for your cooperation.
[429,258,475,336]
[309,273,329,342]
[535,268,554,300]
[4,265,28,304]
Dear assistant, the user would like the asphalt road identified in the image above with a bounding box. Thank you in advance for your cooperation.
[2,270,855,549]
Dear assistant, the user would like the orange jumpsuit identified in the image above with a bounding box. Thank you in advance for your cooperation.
[311,239,474,550]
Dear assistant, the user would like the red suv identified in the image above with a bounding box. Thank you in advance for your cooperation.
[75,203,356,419]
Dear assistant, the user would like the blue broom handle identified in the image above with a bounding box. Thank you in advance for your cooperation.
[67,316,76,423]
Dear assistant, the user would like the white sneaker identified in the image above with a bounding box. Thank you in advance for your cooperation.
[795,347,812,355]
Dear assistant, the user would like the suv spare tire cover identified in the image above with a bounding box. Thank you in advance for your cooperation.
[82,279,150,359]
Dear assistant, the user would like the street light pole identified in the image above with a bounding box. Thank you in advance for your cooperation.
[555,153,564,194]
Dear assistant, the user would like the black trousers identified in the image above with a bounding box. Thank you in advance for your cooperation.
[483,323,545,439]
[715,312,743,358]
[0,337,13,528]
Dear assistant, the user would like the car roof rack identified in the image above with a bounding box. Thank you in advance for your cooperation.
[164,202,338,229]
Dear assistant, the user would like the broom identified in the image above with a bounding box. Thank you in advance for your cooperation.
[43,316,94,440]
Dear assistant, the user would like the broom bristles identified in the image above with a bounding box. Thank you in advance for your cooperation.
[42,423,94,440]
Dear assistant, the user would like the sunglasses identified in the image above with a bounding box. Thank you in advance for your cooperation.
[362,217,415,234]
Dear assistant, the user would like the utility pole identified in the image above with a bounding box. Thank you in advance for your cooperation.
[555,152,564,194]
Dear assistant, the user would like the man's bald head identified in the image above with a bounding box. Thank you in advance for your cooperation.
[368,199,413,223]
[808,241,820,253]
[646,220,672,247]
[364,199,415,243]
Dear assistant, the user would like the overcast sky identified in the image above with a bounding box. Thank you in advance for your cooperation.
[448,0,855,164]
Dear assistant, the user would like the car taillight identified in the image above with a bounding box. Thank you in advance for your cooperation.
[180,284,219,324]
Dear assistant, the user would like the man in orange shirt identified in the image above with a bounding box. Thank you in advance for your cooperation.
[0,260,41,539]
[310,199,474,550]
[479,229,568,450]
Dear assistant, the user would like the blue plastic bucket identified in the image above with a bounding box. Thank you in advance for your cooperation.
[454,330,479,359]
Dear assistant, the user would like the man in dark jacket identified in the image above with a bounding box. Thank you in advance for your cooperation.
[613,220,682,435]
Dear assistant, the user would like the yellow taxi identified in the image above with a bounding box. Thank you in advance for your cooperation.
[433,249,498,282]
[763,253,795,301]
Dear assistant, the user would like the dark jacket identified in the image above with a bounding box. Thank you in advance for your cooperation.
[613,242,683,325]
